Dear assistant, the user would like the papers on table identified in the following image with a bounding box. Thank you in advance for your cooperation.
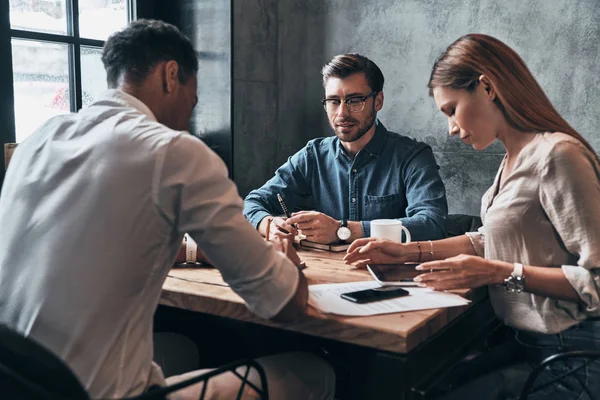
[308,281,470,316]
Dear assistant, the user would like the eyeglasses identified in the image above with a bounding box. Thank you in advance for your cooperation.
[321,91,378,113]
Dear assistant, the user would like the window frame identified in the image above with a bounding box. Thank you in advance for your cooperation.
[5,0,135,137]
[1,0,15,186]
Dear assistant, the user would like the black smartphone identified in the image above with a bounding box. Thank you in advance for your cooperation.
[340,286,410,304]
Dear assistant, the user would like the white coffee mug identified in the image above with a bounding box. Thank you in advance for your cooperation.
[370,219,411,243]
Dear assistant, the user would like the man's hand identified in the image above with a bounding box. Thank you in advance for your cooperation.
[270,236,308,322]
[259,216,297,241]
[271,236,302,267]
[287,211,339,244]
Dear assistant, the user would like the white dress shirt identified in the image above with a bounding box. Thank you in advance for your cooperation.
[0,90,299,397]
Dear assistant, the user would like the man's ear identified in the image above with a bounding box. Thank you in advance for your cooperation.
[478,75,497,101]
[163,60,180,94]
[375,91,384,111]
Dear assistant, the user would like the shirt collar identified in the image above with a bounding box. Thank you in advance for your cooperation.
[335,119,387,160]
[92,89,157,122]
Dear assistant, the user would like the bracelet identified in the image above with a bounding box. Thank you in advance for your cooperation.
[428,240,434,261]
[184,233,197,263]
[416,241,422,263]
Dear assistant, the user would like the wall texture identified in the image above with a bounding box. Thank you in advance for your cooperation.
[232,0,279,194]
[233,0,600,215]
[182,0,232,171]
[143,0,233,173]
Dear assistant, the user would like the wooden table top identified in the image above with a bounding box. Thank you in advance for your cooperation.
[160,249,486,354]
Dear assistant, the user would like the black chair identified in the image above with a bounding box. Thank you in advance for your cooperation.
[0,324,268,400]
[519,350,600,400]
[445,214,482,237]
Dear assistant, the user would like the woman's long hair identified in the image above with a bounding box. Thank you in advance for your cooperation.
[427,33,598,157]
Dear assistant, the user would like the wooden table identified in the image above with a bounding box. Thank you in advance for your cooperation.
[160,249,498,399]
[161,249,485,354]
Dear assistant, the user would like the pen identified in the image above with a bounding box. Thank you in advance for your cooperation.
[277,194,305,268]
[277,193,298,229]
[277,193,292,218]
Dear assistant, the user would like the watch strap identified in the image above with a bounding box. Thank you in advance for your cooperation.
[512,262,524,278]
[185,233,197,263]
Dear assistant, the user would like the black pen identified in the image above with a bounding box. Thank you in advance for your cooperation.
[277,194,298,229]
[277,194,305,269]
[277,194,292,218]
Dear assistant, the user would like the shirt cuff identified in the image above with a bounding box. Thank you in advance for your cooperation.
[247,211,272,229]
[361,221,370,237]
[465,231,485,257]
[232,251,300,319]
[561,265,600,313]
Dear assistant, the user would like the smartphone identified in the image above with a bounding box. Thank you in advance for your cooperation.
[340,286,410,304]
[367,263,421,287]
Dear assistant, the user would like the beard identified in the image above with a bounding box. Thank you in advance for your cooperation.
[331,105,377,143]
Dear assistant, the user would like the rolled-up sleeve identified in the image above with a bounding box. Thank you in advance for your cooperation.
[361,144,447,240]
[539,141,600,314]
[466,226,485,257]
[562,265,600,313]
[154,134,300,319]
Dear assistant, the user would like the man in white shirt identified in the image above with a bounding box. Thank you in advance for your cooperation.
[0,20,334,399]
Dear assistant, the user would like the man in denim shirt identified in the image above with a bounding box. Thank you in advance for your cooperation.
[244,54,447,244]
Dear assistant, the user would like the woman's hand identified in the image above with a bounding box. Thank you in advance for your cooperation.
[343,237,411,268]
[415,254,512,290]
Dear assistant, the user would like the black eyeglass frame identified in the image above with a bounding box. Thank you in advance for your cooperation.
[320,91,378,113]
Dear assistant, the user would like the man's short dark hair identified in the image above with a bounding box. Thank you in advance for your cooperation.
[101,19,198,88]
[321,54,384,92]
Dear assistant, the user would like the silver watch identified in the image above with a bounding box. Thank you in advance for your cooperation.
[336,219,351,242]
[504,262,526,293]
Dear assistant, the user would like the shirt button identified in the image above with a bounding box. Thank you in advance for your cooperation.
[351,198,356,203]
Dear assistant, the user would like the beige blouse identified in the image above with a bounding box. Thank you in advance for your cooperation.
[466,132,600,334]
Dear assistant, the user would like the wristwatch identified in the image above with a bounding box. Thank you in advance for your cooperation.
[504,262,526,293]
[336,219,351,242]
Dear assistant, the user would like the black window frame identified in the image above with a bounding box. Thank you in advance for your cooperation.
[1,0,135,185]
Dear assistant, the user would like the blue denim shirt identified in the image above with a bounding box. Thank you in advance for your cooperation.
[244,121,448,240]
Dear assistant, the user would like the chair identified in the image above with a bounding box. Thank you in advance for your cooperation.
[0,324,88,400]
[0,324,268,400]
[519,350,600,400]
[445,214,482,237]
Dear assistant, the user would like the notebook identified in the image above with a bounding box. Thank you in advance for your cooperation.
[299,240,350,252]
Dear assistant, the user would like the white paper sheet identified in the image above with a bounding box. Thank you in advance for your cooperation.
[308,281,470,316]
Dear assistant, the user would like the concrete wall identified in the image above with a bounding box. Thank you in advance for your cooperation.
[182,0,232,172]
[233,0,600,215]
[144,0,233,173]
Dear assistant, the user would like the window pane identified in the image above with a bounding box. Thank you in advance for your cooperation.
[81,46,107,107]
[9,0,68,35]
[79,0,128,41]
[12,39,70,143]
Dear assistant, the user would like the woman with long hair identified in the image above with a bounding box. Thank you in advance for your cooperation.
[345,34,600,399]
